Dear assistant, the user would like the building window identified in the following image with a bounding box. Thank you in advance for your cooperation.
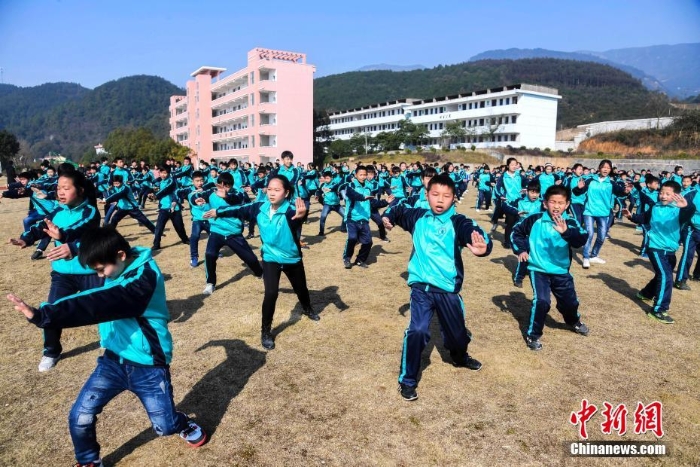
[479,118,484,126]
[506,98,510,105]
[480,101,485,108]
[499,99,503,105]
[511,116,517,124]
[510,134,517,141]
[512,97,518,104]
[492,99,497,106]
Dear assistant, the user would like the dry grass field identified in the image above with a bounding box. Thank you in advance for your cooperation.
[0,187,698,466]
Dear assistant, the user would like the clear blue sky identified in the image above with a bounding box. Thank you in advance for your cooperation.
[1,0,699,88]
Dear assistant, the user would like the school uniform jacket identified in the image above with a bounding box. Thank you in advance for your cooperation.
[511,212,588,275]
[21,199,101,275]
[28,247,173,366]
[383,204,492,293]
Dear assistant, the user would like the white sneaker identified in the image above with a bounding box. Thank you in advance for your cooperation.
[582,259,590,269]
[38,355,60,372]
[589,257,606,264]
[202,283,214,295]
[475,209,481,212]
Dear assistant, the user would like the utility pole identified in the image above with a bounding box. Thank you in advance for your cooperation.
[0,68,4,84]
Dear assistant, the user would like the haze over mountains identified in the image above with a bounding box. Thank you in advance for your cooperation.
[469,43,700,98]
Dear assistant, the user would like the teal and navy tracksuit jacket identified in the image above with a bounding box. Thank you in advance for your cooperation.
[573,176,627,217]
[21,199,101,275]
[344,179,373,222]
[28,247,174,366]
[216,200,303,264]
[495,171,525,203]
[104,185,139,211]
[677,189,700,282]
[511,212,588,275]
[502,196,543,218]
[383,204,493,293]
[200,188,249,236]
[275,165,302,199]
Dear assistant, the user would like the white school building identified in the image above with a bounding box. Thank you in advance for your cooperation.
[325,84,561,150]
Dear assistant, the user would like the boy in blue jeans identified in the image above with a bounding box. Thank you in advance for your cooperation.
[382,173,492,401]
[511,185,590,351]
[6,227,206,467]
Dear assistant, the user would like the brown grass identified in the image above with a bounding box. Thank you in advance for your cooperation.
[0,190,698,466]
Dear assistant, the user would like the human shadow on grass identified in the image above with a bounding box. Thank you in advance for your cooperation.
[102,339,266,466]
[366,243,400,265]
[586,272,647,311]
[490,255,518,276]
[415,315,459,384]
[607,236,641,254]
[491,291,571,338]
[624,258,653,271]
[270,285,350,337]
[61,341,101,361]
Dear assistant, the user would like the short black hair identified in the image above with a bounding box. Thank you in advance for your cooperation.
[192,170,204,180]
[355,165,367,173]
[78,226,132,268]
[645,175,660,186]
[422,167,438,179]
[544,184,570,202]
[281,150,294,159]
[218,172,233,187]
[19,171,36,180]
[661,180,681,194]
[527,180,541,193]
[426,173,455,194]
[112,175,123,183]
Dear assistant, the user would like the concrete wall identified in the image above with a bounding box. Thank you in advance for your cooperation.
[495,154,700,172]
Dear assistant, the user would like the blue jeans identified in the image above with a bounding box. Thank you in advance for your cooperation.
[583,215,609,259]
[189,220,210,259]
[69,354,189,464]
[23,209,44,231]
[319,204,346,234]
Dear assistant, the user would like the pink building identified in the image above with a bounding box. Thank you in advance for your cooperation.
[169,48,315,166]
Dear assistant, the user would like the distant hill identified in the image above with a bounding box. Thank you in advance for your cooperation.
[590,43,700,98]
[469,48,666,94]
[356,64,426,72]
[0,76,183,161]
[314,58,672,129]
[471,43,700,98]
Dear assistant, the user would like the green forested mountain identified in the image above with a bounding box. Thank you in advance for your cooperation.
[313,58,672,129]
[0,76,182,161]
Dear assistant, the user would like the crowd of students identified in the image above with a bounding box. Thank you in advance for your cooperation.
[3,152,699,466]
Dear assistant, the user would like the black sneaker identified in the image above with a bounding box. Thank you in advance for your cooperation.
[302,305,320,321]
[398,383,418,401]
[674,281,691,291]
[354,261,369,268]
[151,245,161,251]
[690,275,700,282]
[181,239,189,245]
[513,280,523,288]
[344,259,352,269]
[572,321,589,336]
[647,312,674,324]
[381,237,390,243]
[526,337,543,351]
[261,331,275,350]
[454,355,482,371]
[179,419,207,447]
[30,250,43,260]
[317,232,326,237]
